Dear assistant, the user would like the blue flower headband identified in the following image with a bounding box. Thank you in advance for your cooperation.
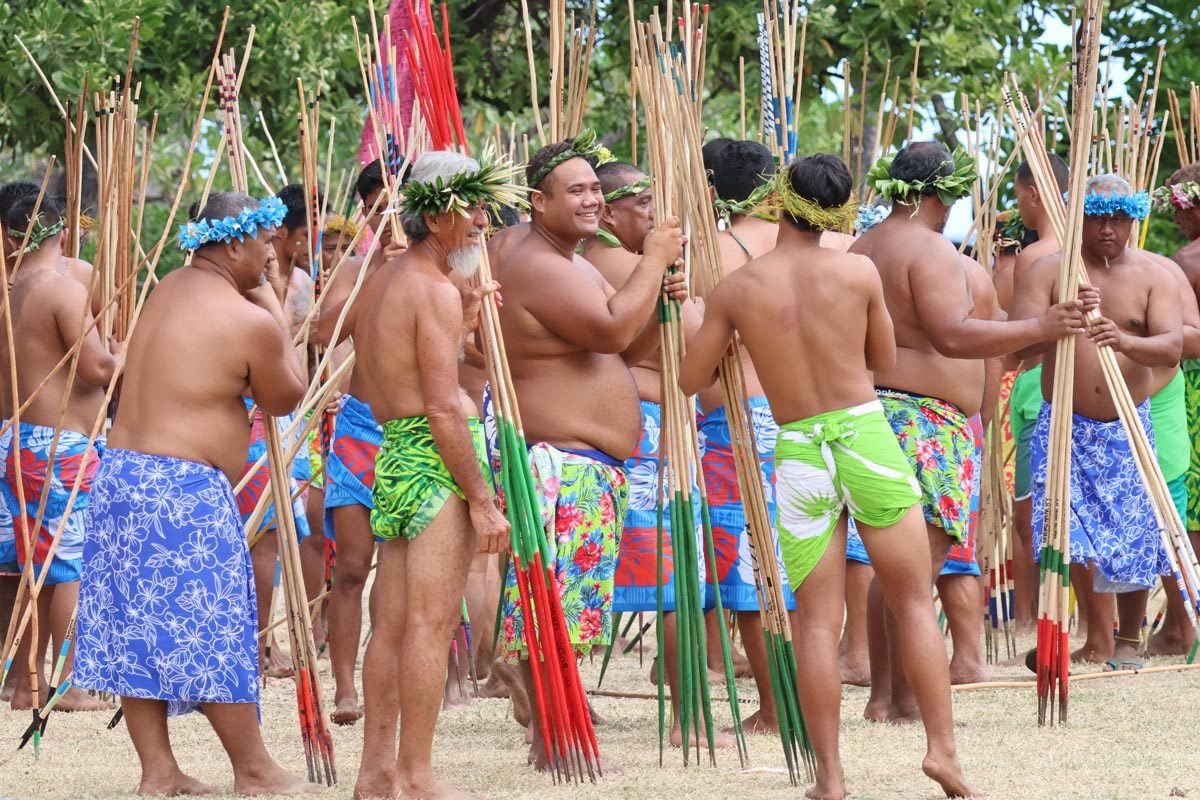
[1081,191,1150,221]
[177,196,287,251]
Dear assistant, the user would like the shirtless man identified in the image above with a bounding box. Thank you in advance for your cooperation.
[1153,164,1200,654]
[346,151,510,800]
[851,141,1084,721]
[72,192,313,796]
[1006,154,1069,631]
[0,195,115,713]
[680,153,972,800]
[1013,174,1181,669]
[492,134,684,769]
[578,161,727,748]
[317,160,405,724]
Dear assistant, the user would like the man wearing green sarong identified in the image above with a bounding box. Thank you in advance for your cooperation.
[343,150,514,800]
[680,153,972,800]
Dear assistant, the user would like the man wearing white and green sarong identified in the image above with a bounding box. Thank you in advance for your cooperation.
[680,153,972,800]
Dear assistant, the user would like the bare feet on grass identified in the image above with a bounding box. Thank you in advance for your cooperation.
[491,661,529,728]
[863,693,890,722]
[138,770,218,797]
[839,654,871,686]
[729,708,778,735]
[1148,626,1193,656]
[234,762,319,796]
[263,646,295,679]
[670,723,737,749]
[397,777,478,800]
[331,690,363,725]
[805,765,847,800]
[55,686,117,712]
[1111,638,1145,669]
[948,659,988,685]
[1071,642,1111,664]
[922,753,974,798]
[353,769,393,800]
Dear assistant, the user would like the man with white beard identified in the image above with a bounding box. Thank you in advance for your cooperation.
[344,150,513,800]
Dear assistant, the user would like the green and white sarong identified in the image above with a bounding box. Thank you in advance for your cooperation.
[370,415,488,542]
[774,399,921,587]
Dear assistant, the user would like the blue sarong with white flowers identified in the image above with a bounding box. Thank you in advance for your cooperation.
[73,448,259,716]
[1031,401,1172,592]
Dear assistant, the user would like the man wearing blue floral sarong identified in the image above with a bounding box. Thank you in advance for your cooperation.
[72,193,315,796]
[1014,174,1183,672]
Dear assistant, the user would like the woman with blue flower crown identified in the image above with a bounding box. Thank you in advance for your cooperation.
[71,192,317,796]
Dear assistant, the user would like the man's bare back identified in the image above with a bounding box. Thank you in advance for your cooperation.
[7,267,111,434]
[110,267,304,482]
[694,240,890,424]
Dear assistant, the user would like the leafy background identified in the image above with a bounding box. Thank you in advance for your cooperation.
[0,0,1197,270]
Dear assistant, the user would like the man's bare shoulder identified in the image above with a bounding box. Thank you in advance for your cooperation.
[585,242,639,286]
[1173,238,1200,274]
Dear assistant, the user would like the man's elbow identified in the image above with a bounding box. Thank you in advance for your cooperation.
[79,354,117,388]
[1182,328,1200,360]
[865,348,896,374]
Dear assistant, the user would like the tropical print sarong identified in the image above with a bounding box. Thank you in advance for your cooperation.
[324,393,382,541]
[371,416,487,542]
[847,413,982,577]
[74,448,259,715]
[1185,361,1200,530]
[236,398,310,541]
[1,423,103,585]
[499,444,626,659]
[876,388,973,545]
[774,400,920,587]
[615,401,679,612]
[0,427,16,571]
[698,397,795,611]
[1031,400,1171,592]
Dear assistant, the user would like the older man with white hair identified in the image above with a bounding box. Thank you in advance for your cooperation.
[346,150,515,800]
[1013,172,1183,670]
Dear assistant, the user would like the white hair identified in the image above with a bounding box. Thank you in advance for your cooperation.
[1086,173,1133,196]
[401,151,481,242]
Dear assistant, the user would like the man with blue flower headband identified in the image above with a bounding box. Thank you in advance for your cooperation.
[1013,173,1182,672]
[73,192,313,796]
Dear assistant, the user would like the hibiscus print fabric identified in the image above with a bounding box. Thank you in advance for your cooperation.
[74,448,259,716]
[324,394,382,512]
[236,397,310,541]
[1031,400,1171,592]
[1,423,103,584]
[499,444,627,659]
[875,388,974,545]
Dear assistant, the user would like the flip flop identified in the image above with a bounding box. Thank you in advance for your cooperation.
[1119,659,1143,672]
[1104,659,1121,672]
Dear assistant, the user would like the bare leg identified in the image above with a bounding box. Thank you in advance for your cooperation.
[121,697,217,796]
[250,530,290,678]
[1149,574,1196,655]
[1012,497,1037,633]
[0,574,16,701]
[46,580,112,711]
[394,498,478,799]
[937,573,987,684]
[464,552,496,683]
[839,562,873,686]
[9,589,52,710]
[1070,564,1113,663]
[299,535,326,650]
[1113,589,1149,667]
[883,523,951,723]
[328,504,374,724]
[354,536,407,799]
[790,518,849,800]
[202,701,315,795]
[736,609,778,734]
[860,507,972,798]
[861,579,890,722]
[705,610,750,677]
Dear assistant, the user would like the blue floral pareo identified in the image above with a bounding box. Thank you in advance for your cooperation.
[73,448,259,716]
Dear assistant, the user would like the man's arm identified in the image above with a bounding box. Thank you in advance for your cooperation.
[679,281,736,396]
[245,284,308,416]
[911,240,1083,359]
[1087,263,1183,367]
[417,283,510,553]
[862,260,897,373]
[521,222,683,354]
[316,257,364,347]
[54,280,117,388]
[1148,251,1200,359]
[1009,253,1061,361]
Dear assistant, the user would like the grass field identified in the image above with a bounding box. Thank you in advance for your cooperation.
[3,626,1199,800]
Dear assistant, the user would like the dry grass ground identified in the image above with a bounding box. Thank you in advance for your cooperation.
[3,625,1200,800]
